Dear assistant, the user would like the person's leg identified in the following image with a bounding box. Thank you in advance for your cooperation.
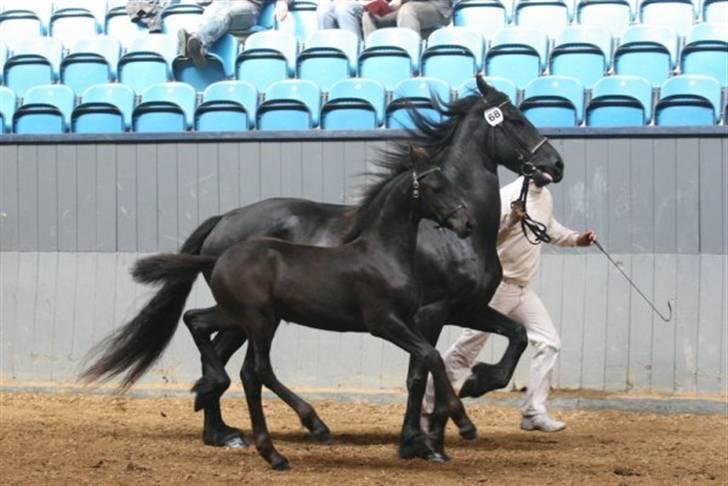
[317,0,337,29]
[362,10,397,38]
[396,1,445,36]
[195,0,260,47]
[333,1,364,40]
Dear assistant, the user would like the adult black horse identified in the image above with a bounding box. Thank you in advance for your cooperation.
[82,77,564,462]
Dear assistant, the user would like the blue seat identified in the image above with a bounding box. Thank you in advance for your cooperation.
[72,83,136,133]
[258,79,321,130]
[549,26,611,89]
[640,0,696,37]
[173,33,240,92]
[160,2,204,34]
[586,75,653,126]
[576,0,632,38]
[452,0,509,41]
[520,75,585,126]
[276,0,320,42]
[421,27,485,89]
[133,82,197,132]
[13,84,75,134]
[53,0,107,24]
[0,86,17,133]
[358,28,422,91]
[655,75,722,126]
[297,29,359,92]
[703,0,728,22]
[515,0,571,40]
[386,77,451,129]
[49,4,101,45]
[61,36,121,95]
[105,4,146,43]
[682,23,728,87]
[3,37,64,97]
[118,34,178,93]
[236,30,298,92]
[458,76,518,102]
[485,27,548,89]
[320,78,387,129]
[614,24,678,87]
[0,41,7,85]
[0,0,50,44]
[195,80,258,131]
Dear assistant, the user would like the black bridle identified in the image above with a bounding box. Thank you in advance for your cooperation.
[412,167,468,227]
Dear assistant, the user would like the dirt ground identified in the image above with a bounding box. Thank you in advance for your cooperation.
[0,393,726,485]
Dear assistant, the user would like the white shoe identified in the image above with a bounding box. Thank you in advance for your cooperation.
[520,414,566,432]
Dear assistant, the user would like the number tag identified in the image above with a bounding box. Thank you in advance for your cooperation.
[484,107,504,126]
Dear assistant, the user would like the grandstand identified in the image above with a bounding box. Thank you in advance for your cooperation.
[0,0,726,133]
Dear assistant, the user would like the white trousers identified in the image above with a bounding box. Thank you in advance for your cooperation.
[423,281,561,417]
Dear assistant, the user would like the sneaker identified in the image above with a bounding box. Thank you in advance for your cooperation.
[520,414,566,432]
[187,35,208,68]
[177,28,189,57]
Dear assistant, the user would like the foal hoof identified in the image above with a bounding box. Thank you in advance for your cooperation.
[426,451,450,463]
[271,458,291,471]
[459,424,478,442]
[224,436,249,449]
[203,428,248,448]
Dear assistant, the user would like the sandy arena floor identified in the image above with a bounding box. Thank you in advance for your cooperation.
[0,392,726,485]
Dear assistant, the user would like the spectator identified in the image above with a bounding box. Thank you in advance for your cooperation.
[317,0,365,40]
[127,0,180,33]
[362,0,453,38]
[178,0,290,67]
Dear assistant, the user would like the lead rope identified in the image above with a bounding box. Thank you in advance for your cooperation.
[516,175,551,245]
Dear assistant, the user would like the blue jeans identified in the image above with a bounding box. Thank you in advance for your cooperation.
[195,0,261,47]
[317,0,364,40]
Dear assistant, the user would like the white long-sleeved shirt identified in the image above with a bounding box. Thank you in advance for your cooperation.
[496,177,579,286]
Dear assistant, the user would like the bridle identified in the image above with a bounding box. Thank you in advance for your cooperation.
[411,167,468,227]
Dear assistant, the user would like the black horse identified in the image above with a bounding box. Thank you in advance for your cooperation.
[81,77,564,462]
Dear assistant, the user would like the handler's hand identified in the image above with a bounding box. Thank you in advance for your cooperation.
[509,200,526,224]
[275,0,289,22]
[576,230,597,246]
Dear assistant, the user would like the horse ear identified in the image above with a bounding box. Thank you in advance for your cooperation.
[475,74,490,96]
[409,145,431,171]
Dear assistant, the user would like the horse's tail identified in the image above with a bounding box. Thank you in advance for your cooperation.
[79,215,222,390]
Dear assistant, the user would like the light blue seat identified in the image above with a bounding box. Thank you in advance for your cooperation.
[655,75,722,126]
[682,23,728,87]
[105,4,146,43]
[160,2,204,34]
[640,0,696,37]
[72,83,136,133]
[0,86,17,133]
[515,0,570,40]
[118,34,178,93]
[458,76,518,102]
[173,33,240,92]
[3,37,64,97]
[586,75,652,126]
[258,79,321,130]
[133,82,196,132]
[53,0,107,25]
[61,36,121,95]
[195,80,258,131]
[485,27,548,90]
[576,0,632,38]
[358,28,422,91]
[549,25,611,89]
[421,27,485,89]
[49,4,101,45]
[0,0,50,44]
[297,29,359,92]
[386,77,451,129]
[276,0,320,42]
[452,0,509,41]
[235,30,298,92]
[520,75,585,126]
[614,24,678,87]
[0,41,6,84]
[320,78,386,129]
[245,1,275,33]
[13,84,75,134]
[703,0,728,22]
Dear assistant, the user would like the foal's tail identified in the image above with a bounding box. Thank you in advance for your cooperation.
[80,216,222,390]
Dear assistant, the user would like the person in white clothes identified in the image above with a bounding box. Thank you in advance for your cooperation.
[423,175,596,433]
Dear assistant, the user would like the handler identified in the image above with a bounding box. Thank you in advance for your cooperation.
[423,175,596,432]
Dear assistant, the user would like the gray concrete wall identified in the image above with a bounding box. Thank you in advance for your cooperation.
[1,134,726,395]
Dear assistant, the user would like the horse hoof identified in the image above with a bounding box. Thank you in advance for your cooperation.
[312,426,332,444]
[224,436,249,449]
[459,425,478,442]
[426,451,450,463]
[272,459,291,471]
[203,428,248,448]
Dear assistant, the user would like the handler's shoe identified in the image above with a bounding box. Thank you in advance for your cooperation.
[187,34,208,68]
[520,414,566,432]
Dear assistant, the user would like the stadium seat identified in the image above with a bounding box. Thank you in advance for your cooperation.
[0,0,50,43]
[133,82,196,132]
[297,29,359,92]
[386,77,451,129]
[61,36,121,95]
[118,34,178,94]
[586,75,652,126]
[640,0,696,37]
[576,0,632,38]
[52,0,107,24]
[320,78,386,129]
[0,86,17,133]
[13,84,75,134]
[49,4,101,46]
[520,75,585,126]
[276,0,320,42]
[614,24,678,87]
[702,0,728,22]
[514,0,571,40]
[655,75,722,126]
[358,28,422,91]
[72,83,136,133]
[458,76,518,102]
[235,30,298,92]
[549,25,612,89]
[257,79,321,130]
[681,23,728,87]
[421,27,485,89]
[160,2,204,34]
[0,41,6,85]
[173,33,240,92]
[485,27,548,90]
[195,80,258,131]
[452,0,509,41]
[105,4,146,44]
[3,37,63,97]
